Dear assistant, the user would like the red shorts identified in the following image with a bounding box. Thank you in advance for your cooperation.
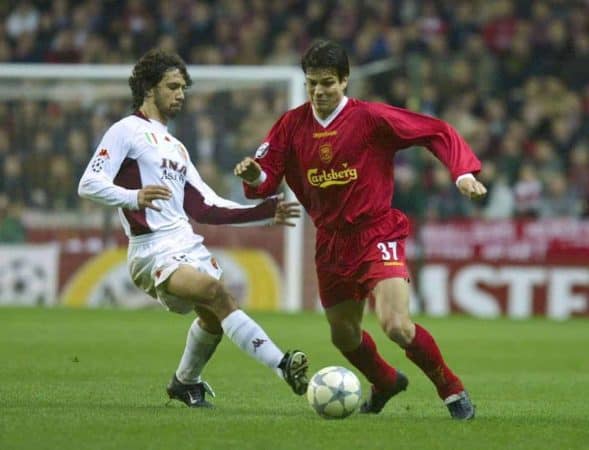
[316,211,410,308]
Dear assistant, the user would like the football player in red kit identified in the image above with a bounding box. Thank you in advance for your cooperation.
[234,40,487,419]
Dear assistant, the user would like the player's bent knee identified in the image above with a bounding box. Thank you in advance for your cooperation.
[165,267,236,318]
[195,279,236,316]
[198,278,224,302]
[196,315,223,335]
[381,315,413,346]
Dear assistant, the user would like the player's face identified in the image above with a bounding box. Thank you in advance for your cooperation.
[153,69,187,119]
[305,68,348,119]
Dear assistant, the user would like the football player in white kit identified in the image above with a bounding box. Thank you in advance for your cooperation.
[78,49,308,407]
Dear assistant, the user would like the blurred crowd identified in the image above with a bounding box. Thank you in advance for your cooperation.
[1,0,589,241]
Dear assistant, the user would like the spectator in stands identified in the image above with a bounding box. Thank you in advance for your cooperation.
[567,141,589,217]
[0,195,26,243]
[532,140,564,181]
[265,31,300,65]
[0,128,8,164]
[392,165,427,220]
[45,28,81,62]
[5,1,39,40]
[1,0,587,220]
[46,154,75,210]
[66,128,93,182]
[513,163,543,218]
[425,166,474,220]
[483,0,519,54]
[496,134,524,185]
[477,160,514,219]
[24,130,54,209]
[482,99,508,141]
[539,171,583,218]
[2,154,24,205]
[563,32,589,90]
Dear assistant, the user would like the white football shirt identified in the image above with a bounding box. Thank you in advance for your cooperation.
[79,113,277,239]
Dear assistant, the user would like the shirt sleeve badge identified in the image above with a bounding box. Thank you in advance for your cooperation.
[255,142,270,159]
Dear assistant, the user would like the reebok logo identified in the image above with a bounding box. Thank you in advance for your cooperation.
[252,338,267,352]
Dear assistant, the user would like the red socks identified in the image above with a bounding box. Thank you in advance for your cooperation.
[405,324,463,399]
[341,325,464,400]
[342,331,399,393]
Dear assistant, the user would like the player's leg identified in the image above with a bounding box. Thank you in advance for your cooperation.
[166,307,223,407]
[325,298,405,383]
[163,264,308,395]
[127,236,306,405]
[175,307,222,384]
[323,295,407,414]
[372,277,474,419]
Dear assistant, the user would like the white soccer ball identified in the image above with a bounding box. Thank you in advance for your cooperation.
[306,366,362,419]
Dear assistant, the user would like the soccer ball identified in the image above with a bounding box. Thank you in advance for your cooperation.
[306,366,362,419]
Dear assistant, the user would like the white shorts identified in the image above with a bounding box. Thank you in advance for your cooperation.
[128,225,223,314]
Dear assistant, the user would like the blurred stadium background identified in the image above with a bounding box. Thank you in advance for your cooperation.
[0,0,588,318]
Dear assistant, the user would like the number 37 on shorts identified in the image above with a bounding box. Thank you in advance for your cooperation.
[376,240,405,266]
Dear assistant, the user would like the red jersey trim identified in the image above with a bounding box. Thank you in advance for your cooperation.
[113,157,151,235]
[184,183,277,224]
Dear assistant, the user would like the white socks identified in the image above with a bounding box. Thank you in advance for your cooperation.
[221,309,284,377]
[176,310,286,384]
[175,319,222,384]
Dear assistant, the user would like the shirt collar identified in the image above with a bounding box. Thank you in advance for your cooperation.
[312,96,348,128]
[133,110,168,131]
[148,117,168,132]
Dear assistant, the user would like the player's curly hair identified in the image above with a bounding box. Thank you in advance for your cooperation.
[301,40,350,81]
[128,49,192,110]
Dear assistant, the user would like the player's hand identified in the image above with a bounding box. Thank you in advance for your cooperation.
[234,157,262,183]
[137,185,172,211]
[457,177,487,200]
[272,193,301,227]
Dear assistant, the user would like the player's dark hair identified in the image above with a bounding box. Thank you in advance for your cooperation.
[301,40,350,81]
[128,49,192,110]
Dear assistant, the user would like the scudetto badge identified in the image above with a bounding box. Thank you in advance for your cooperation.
[255,142,270,159]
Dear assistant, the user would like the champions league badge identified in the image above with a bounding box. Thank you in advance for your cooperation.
[255,142,270,159]
[91,148,110,172]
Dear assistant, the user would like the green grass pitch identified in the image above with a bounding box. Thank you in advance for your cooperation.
[1,307,588,450]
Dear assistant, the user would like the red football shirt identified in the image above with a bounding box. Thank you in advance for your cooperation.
[244,98,481,233]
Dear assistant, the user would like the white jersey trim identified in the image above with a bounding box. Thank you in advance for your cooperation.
[312,96,349,128]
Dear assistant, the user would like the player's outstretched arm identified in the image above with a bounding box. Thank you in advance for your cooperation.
[457,175,487,200]
[183,162,295,226]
